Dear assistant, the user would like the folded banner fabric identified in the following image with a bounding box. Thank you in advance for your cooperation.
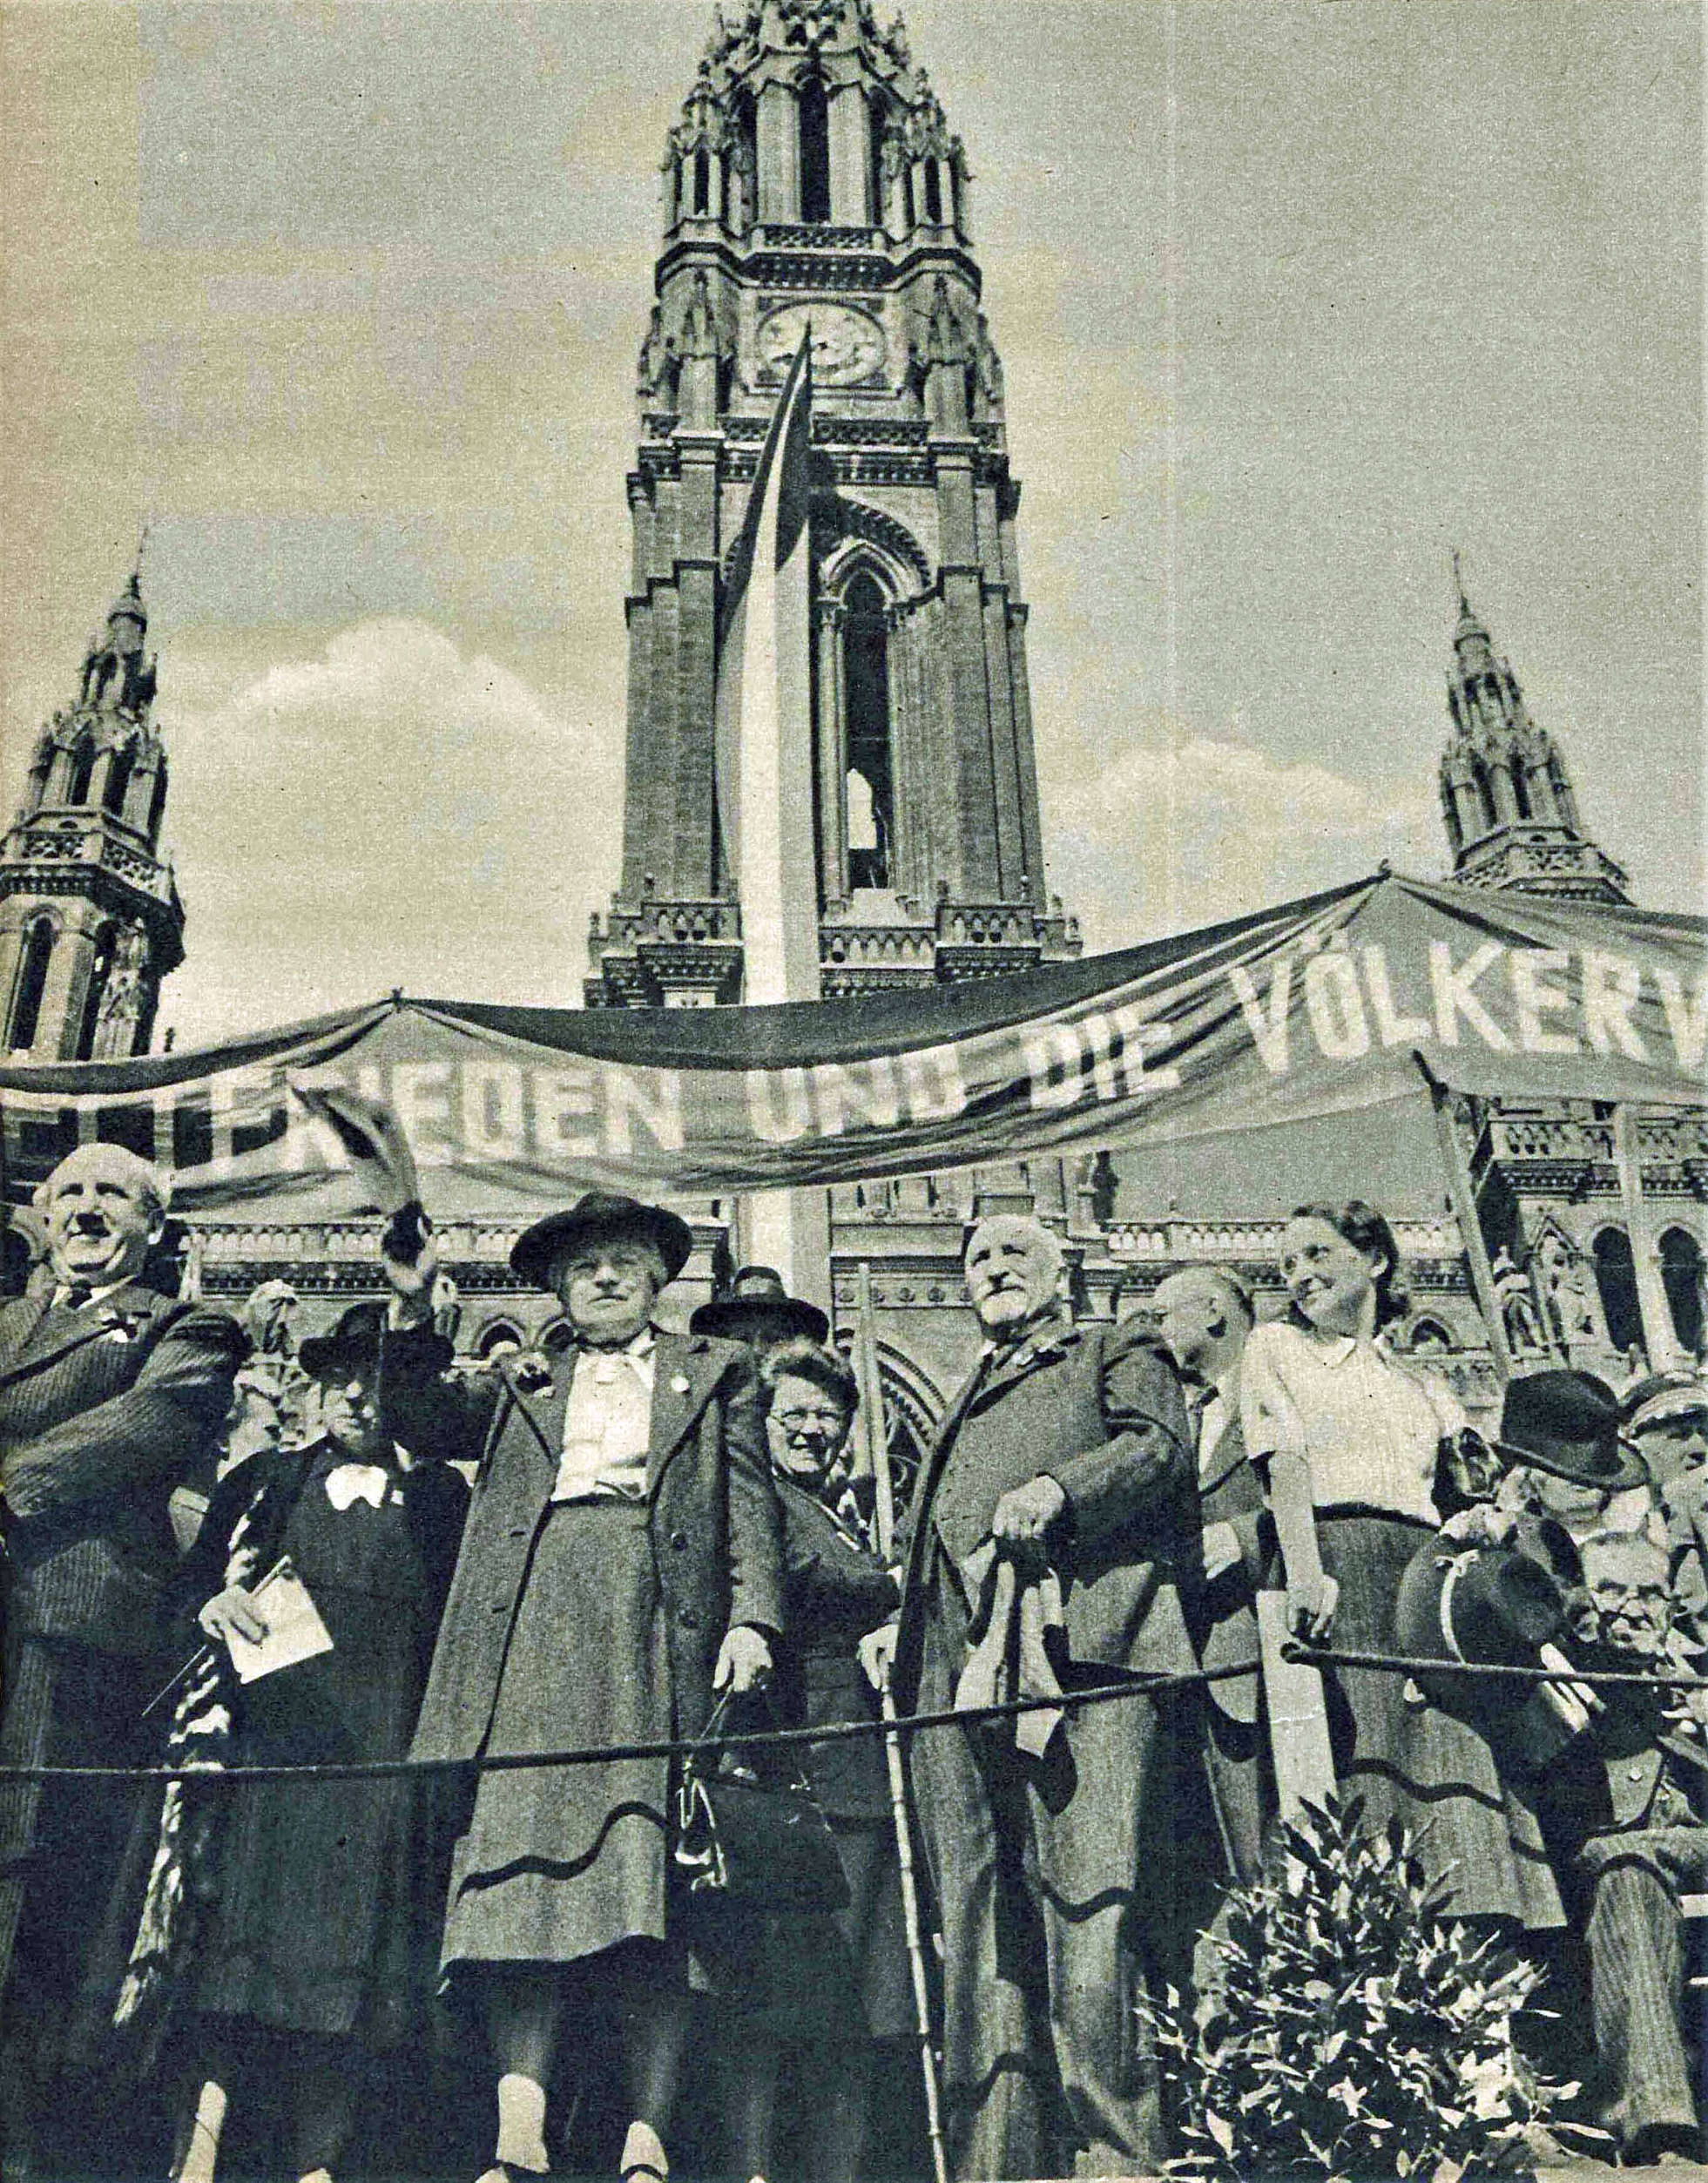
[1,874,1701,1214]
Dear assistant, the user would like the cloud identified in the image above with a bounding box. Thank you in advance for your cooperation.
[1043,735,1438,950]
[156,618,620,1046]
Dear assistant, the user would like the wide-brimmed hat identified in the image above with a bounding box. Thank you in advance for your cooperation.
[298,1301,387,1383]
[1394,1531,1585,1774]
[1620,1370,1708,1437]
[1493,1368,1649,1493]
[510,1191,693,1292]
[689,1264,829,1347]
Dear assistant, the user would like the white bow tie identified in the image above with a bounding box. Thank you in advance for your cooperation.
[324,1463,392,1511]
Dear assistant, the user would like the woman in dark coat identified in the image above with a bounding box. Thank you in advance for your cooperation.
[143,1303,467,2183]
[378,1193,783,2183]
[721,1339,914,2183]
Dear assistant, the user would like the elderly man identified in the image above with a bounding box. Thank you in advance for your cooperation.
[1529,1531,1708,2166]
[888,1213,1196,2180]
[379,1190,783,2183]
[1153,1267,1271,1886]
[0,1144,245,2175]
[1622,1371,1708,1638]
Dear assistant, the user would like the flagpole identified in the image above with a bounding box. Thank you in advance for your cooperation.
[1414,1053,1512,1386]
[849,1262,949,2183]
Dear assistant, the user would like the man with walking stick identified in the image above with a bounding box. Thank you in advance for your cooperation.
[872,1215,1198,2182]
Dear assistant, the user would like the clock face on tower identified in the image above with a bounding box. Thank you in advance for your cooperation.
[758,301,887,385]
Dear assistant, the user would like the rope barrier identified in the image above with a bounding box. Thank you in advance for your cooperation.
[0,1656,1260,1785]
[1280,1642,1708,1691]
[4,1641,1703,1787]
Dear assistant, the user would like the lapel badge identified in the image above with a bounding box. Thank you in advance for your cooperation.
[671,1372,692,1395]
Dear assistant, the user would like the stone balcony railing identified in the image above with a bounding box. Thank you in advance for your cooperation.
[591,898,743,955]
[1101,1213,1465,1261]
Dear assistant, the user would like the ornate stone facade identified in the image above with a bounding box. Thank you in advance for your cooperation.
[1438,561,1630,904]
[584,0,1080,1007]
[0,571,183,1061]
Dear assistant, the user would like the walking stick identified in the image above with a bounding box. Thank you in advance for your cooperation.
[880,1667,950,2183]
[851,1262,950,2183]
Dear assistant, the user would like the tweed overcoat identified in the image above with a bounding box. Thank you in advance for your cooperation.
[0,1284,246,1652]
[0,1282,245,1997]
[380,1325,785,1767]
[893,1310,1198,1711]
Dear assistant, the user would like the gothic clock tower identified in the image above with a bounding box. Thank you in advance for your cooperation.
[586,0,1081,1006]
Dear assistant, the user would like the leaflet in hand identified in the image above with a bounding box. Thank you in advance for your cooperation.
[225,1558,334,1684]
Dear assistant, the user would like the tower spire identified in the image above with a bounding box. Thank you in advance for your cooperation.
[1436,572,1629,904]
[586,0,1078,1006]
[0,563,184,1058]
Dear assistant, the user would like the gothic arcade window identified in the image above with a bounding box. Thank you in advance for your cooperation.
[1592,1226,1641,1356]
[799,77,831,223]
[104,743,135,819]
[692,150,711,216]
[1510,764,1531,821]
[1660,1227,1705,1354]
[923,160,943,225]
[842,571,894,889]
[147,762,168,842]
[9,920,55,1051]
[66,740,97,806]
[76,923,117,1058]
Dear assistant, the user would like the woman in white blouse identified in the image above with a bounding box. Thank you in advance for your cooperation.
[1240,1200,1561,1930]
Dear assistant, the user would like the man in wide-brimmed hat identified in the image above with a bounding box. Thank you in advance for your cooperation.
[1487,1366,1655,1544]
[378,1191,784,2183]
[688,1263,828,1352]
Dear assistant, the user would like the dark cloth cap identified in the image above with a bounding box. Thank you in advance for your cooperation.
[1494,1368,1648,1493]
[297,1301,387,1382]
[510,1191,693,1291]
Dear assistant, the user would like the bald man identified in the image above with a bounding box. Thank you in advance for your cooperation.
[1153,1267,1273,1886]
[0,1146,245,2175]
[891,1215,1196,2180]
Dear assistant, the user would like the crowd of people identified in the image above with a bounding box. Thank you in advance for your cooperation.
[1,1141,1705,2183]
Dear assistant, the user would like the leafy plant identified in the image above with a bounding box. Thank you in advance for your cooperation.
[1142,1794,1586,2180]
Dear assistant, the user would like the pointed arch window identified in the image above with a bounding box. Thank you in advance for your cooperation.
[923,159,943,225]
[1660,1227,1705,1355]
[104,742,136,819]
[147,761,168,843]
[799,76,831,223]
[842,571,895,889]
[692,148,712,216]
[77,923,117,1059]
[66,739,97,806]
[1592,1227,1642,1356]
[9,919,55,1051]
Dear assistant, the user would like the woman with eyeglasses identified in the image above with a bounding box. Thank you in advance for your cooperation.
[719,1338,915,2183]
[1239,1200,1562,1931]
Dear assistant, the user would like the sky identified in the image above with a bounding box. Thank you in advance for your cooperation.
[0,0,1699,1052]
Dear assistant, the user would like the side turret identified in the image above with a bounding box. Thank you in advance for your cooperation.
[0,564,185,1058]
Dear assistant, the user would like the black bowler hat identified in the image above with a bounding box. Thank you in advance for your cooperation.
[510,1191,694,1292]
[689,1264,829,1348]
[298,1301,387,1384]
[1493,1369,1649,1493]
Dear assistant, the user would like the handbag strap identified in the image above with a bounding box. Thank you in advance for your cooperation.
[690,1685,819,1801]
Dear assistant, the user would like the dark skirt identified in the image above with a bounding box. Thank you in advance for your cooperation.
[442,1499,680,1974]
[720,1815,915,2044]
[1317,1513,1563,1930]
